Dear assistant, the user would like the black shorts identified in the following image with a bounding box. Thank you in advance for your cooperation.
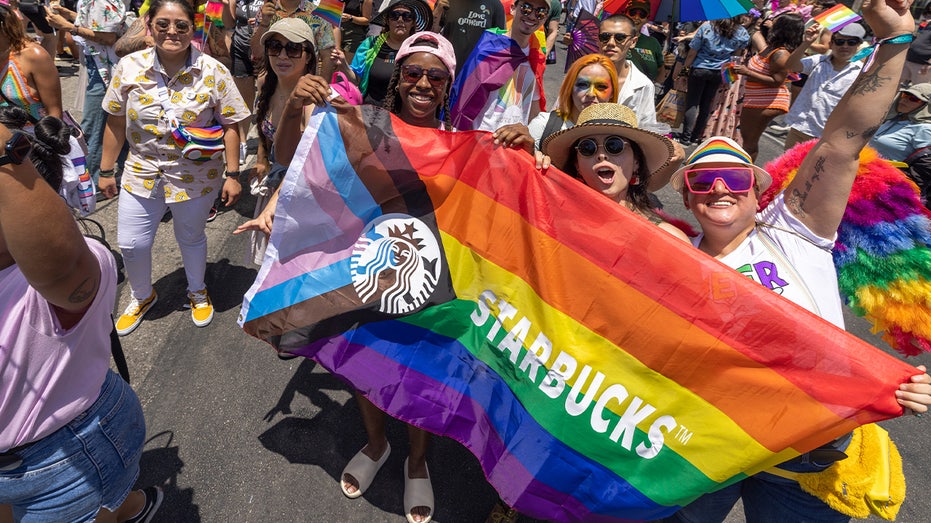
[230,35,255,78]
[18,1,55,34]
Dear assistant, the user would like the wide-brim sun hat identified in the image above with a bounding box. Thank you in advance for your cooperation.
[669,136,772,193]
[542,103,676,191]
[396,31,457,83]
[371,0,433,33]
[260,18,318,50]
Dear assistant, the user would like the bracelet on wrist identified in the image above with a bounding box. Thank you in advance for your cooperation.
[99,168,115,178]
[224,170,241,181]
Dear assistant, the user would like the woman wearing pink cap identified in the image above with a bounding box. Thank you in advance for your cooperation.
[234,31,458,523]
[663,1,931,521]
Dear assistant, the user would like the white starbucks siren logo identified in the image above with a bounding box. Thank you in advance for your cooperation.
[351,214,442,315]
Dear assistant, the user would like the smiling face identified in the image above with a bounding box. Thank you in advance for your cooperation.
[570,64,613,120]
[511,0,549,39]
[599,19,636,67]
[829,34,861,62]
[683,163,759,234]
[150,2,194,57]
[397,52,451,127]
[573,133,638,204]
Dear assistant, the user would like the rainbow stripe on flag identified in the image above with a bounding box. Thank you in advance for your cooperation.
[312,0,344,28]
[204,0,224,28]
[809,4,862,32]
[449,29,547,130]
[239,105,915,522]
[721,63,739,85]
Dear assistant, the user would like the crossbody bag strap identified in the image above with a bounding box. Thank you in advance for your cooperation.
[754,222,822,317]
[152,53,180,128]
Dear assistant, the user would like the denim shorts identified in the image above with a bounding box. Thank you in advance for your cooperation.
[0,371,146,522]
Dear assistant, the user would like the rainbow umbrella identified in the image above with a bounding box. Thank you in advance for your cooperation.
[603,0,754,21]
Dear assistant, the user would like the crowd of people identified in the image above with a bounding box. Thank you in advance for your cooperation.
[3,0,931,522]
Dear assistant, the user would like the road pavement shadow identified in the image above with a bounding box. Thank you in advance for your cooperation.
[136,430,201,521]
[258,359,515,522]
[136,259,257,322]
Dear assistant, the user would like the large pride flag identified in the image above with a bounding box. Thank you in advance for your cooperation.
[448,29,547,131]
[240,104,916,522]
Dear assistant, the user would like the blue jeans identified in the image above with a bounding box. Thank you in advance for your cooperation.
[82,58,108,186]
[0,371,146,522]
[662,474,851,523]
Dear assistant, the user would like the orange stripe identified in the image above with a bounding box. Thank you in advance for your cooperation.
[421,174,902,452]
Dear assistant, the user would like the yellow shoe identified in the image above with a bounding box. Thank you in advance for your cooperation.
[115,291,158,336]
[188,288,214,327]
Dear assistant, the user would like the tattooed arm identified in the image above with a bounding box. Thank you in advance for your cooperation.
[784,0,915,239]
[114,17,154,58]
[0,124,101,327]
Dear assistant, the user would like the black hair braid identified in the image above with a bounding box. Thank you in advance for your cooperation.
[383,66,403,115]
[254,60,279,153]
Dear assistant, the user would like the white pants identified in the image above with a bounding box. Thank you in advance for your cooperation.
[117,185,215,300]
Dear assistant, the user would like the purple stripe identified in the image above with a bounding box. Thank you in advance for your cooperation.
[300,335,643,523]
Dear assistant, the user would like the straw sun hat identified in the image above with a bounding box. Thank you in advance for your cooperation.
[541,104,676,191]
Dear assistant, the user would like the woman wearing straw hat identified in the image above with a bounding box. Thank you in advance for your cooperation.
[542,103,689,241]
[662,2,931,520]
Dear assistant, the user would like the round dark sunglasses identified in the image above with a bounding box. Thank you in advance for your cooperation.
[831,37,862,46]
[518,2,549,20]
[599,31,631,44]
[575,136,627,157]
[265,39,309,59]
[153,18,192,34]
[400,64,450,88]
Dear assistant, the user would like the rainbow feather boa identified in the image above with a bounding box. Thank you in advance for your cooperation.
[760,141,931,357]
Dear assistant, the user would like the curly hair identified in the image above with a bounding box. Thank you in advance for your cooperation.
[382,38,453,129]
[563,139,654,213]
[253,41,317,152]
[556,54,618,121]
[767,13,804,51]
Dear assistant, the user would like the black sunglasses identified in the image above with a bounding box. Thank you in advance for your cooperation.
[400,64,450,88]
[575,136,627,157]
[832,37,862,46]
[265,39,309,58]
[627,7,649,18]
[599,31,631,44]
[519,2,549,20]
[388,10,414,22]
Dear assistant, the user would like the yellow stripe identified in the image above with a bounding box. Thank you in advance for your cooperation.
[442,232,801,481]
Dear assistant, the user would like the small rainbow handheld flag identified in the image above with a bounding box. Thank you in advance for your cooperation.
[721,62,738,85]
[312,0,344,28]
[809,4,862,32]
[240,105,915,522]
[204,0,224,28]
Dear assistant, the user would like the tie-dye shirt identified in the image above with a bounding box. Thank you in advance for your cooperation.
[476,47,540,132]
[102,48,249,202]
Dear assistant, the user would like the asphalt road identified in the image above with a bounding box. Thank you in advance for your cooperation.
[53,36,931,523]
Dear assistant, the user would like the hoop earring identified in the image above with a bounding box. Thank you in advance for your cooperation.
[630,176,640,185]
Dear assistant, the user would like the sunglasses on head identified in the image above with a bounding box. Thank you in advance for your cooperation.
[265,39,308,58]
[519,2,549,20]
[626,7,648,18]
[575,136,627,157]
[832,37,862,46]
[153,18,192,34]
[684,167,755,194]
[599,31,631,44]
[400,64,450,87]
[388,9,414,22]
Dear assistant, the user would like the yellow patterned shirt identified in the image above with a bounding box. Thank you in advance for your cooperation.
[103,47,249,202]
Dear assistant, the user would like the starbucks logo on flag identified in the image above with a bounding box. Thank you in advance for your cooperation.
[351,214,442,315]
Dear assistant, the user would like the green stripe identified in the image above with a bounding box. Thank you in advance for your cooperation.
[401,300,748,506]
[838,247,931,294]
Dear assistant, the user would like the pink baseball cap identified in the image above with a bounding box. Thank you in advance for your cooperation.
[396,31,457,83]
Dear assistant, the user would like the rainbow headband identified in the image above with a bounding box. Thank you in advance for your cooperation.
[687,139,753,165]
